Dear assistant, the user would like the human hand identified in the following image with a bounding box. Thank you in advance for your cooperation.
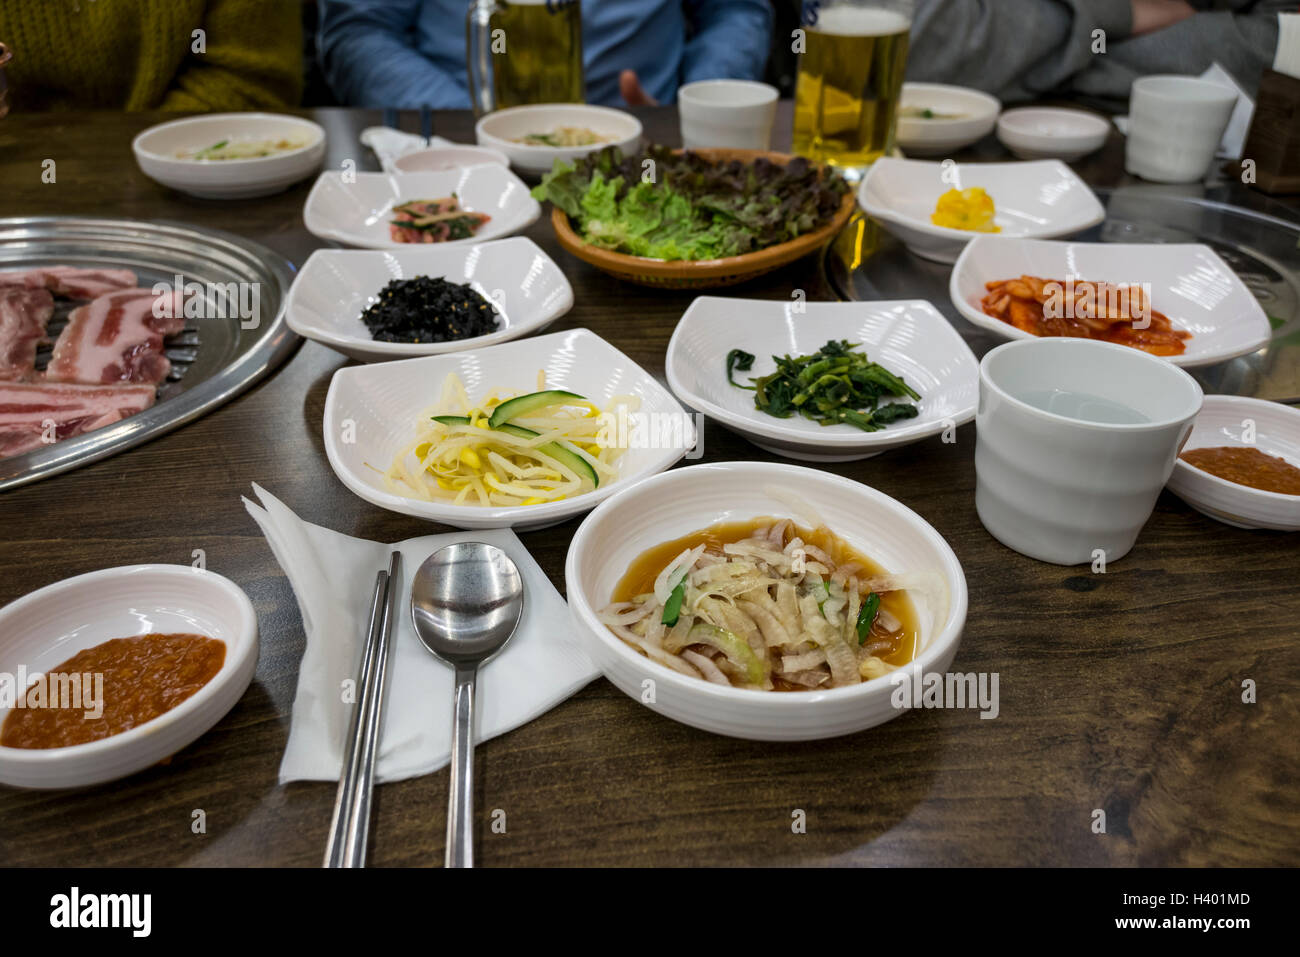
[1131,0,1196,36]
[619,69,659,107]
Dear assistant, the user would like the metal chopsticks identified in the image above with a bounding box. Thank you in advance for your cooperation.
[324,550,401,867]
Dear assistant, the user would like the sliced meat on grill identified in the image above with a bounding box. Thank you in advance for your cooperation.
[0,266,139,300]
[0,380,157,459]
[0,285,56,381]
[45,288,186,386]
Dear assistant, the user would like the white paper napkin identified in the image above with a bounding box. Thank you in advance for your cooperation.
[242,484,599,784]
[1114,63,1255,160]
[359,127,459,171]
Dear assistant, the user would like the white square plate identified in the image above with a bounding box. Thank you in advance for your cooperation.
[284,238,573,362]
[665,297,979,461]
[324,329,693,530]
[858,157,1106,263]
[949,236,1272,368]
[303,165,541,249]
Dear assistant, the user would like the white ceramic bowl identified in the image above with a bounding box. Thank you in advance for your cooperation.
[475,103,643,175]
[303,166,541,249]
[0,565,258,789]
[392,145,510,173]
[858,157,1106,264]
[132,112,325,199]
[323,328,692,530]
[1166,396,1300,530]
[285,237,573,362]
[666,296,978,461]
[565,462,968,741]
[896,83,1001,157]
[949,236,1272,369]
[996,107,1109,161]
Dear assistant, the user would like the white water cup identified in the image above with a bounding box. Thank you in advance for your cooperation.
[975,339,1203,565]
[678,79,779,151]
[1125,75,1237,183]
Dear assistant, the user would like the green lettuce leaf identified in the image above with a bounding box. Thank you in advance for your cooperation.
[530,143,848,262]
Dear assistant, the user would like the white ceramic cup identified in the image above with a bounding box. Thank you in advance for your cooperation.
[1125,75,1236,184]
[677,79,779,151]
[975,339,1203,565]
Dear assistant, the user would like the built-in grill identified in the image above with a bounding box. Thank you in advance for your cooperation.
[0,217,300,490]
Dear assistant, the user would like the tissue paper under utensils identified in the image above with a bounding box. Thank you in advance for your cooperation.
[243,483,599,784]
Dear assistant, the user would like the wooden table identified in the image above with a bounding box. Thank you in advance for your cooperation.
[0,106,1296,867]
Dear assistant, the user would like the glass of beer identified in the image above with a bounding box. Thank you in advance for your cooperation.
[467,0,585,115]
[792,0,913,178]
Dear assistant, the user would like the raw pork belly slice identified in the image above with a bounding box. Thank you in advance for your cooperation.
[0,381,156,459]
[0,266,138,300]
[45,288,185,385]
[0,285,56,381]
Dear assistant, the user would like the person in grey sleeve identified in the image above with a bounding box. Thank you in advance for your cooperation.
[907,0,1291,107]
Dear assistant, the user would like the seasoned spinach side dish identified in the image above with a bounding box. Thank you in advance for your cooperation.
[729,340,922,432]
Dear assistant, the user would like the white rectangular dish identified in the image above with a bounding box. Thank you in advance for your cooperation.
[285,237,573,362]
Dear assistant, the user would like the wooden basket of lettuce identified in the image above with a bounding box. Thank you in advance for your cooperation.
[534,144,855,289]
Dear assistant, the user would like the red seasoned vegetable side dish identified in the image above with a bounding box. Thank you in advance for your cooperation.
[981,275,1192,356]
[389,196,491,244]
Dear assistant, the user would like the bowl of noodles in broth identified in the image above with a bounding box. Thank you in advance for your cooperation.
[565,462,968,741]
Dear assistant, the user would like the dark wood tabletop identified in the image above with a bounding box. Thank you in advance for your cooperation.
[0,105,1296,868]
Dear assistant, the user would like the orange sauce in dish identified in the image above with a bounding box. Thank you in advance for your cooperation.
[0,633,226,750]
[1180,446,1300,495]
[612,517,921,670]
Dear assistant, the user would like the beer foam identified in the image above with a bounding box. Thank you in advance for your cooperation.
[810,6,911,37]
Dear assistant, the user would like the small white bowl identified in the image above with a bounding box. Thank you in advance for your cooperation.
[565,462,968,741]
[475,103,643,175]
[1167,396,1300,530]
[392,145,510,173]
[949,235,1272,369]
[133,112,325,199]
[303,166,541,249]
[896,83,1001,157]
[997,107,1110,161]
[666,296,978,461]
[285,237,573,362]
[858,157,1106,264]
[0,565,258,790]
[323,328,692,531]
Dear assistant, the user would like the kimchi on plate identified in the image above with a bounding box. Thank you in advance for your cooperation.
[980,275,1192,356]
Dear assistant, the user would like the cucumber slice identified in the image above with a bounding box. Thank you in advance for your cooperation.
[488,389,587,429]
[430,414,597,488]
[494,423,598,489]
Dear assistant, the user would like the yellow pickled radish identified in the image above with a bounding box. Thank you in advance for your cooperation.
[931,187,1001,233]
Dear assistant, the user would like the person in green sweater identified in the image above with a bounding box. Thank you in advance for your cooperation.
[0,0,303,111]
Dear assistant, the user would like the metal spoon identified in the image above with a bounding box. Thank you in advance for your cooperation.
[410,542,524,868]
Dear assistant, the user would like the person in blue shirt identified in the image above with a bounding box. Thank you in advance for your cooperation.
[318,0,774,109]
